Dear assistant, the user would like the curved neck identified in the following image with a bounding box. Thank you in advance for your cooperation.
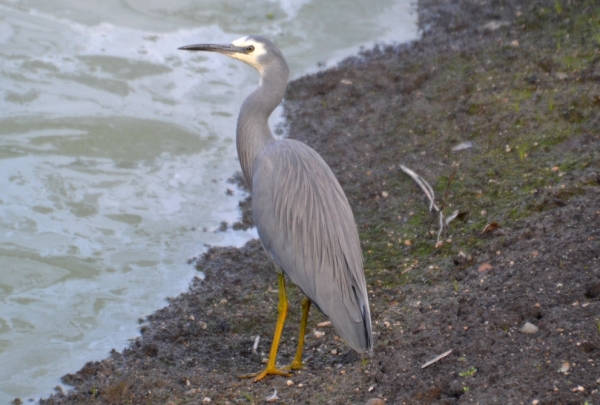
[236,62,288,188]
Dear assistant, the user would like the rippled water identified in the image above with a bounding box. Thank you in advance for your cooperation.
[0,0,418,401]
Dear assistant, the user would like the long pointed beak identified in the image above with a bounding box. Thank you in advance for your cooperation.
[178,43,241,54]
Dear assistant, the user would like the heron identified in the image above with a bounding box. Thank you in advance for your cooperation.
[179,36,372,381]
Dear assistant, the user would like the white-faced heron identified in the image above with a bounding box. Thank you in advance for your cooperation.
[179,36,372,381]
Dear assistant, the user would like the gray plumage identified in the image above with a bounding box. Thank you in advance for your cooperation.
[180,35,372,353]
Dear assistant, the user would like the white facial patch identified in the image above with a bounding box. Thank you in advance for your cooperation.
[229,36,268,74]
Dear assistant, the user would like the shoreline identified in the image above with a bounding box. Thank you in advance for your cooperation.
[39,0,600,404]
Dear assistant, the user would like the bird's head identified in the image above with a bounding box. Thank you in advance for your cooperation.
[179,35,286,77]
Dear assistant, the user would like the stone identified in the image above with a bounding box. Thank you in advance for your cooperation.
[521,322,539,334]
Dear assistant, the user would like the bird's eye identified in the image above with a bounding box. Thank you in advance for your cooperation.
[246,45,255,53]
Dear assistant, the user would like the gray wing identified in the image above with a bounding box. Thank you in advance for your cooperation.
[251,139,372,353]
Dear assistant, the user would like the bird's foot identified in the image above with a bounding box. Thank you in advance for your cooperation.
[283,360,304,371]
[239,367,291,382]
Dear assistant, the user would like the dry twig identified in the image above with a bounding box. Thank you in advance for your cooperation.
[401,165,439,212]
[400,165,445,242]
[421,349,453,369]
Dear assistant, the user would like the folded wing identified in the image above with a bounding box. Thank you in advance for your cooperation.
[252,139,372,352]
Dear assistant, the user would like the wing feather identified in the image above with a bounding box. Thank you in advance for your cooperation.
[252,139,372,352]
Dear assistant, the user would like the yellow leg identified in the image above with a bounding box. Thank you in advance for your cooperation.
[286,296,311,370]
[239,273,291,382]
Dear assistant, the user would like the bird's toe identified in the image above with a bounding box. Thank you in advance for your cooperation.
[239,367,291,382]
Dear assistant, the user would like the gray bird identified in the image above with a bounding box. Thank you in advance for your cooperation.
[179,36,372,381]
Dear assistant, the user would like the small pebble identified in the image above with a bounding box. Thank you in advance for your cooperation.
[478,262,493,272]
[532,400,539,405]
[202,398,211,404]
[287,380,294,386]
[365,399,385,405]
[521,322,539,334]
[331,349,337,355]
[381,191,389,198]
[556,72,568,80]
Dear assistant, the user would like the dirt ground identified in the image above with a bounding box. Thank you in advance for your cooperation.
[37,0,600,404]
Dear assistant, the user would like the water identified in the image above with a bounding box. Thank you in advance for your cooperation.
[0,0,418,401]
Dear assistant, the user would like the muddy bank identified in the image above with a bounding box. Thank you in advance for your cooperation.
[39,0,599,404]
